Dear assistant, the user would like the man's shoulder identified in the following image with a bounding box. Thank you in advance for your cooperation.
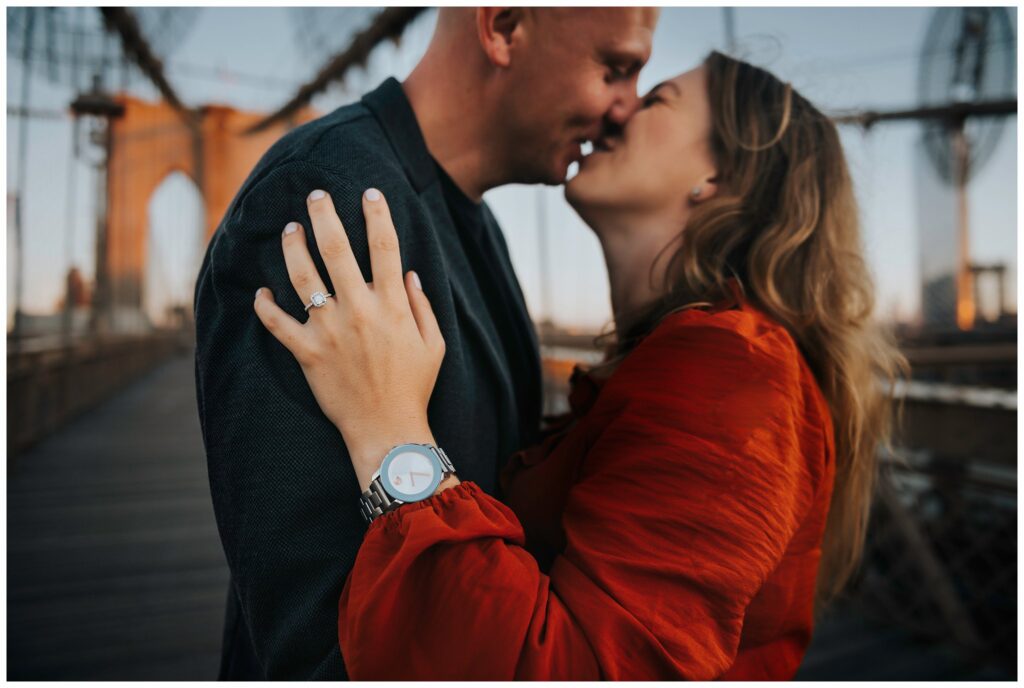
[244,100,404,191]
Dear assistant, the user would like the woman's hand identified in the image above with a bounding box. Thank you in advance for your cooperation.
[253,188,446,491]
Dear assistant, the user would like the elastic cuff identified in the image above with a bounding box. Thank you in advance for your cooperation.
[367,480,486,535]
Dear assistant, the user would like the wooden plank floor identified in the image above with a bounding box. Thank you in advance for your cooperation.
[8,353,228,680]
[7,352,1014,680]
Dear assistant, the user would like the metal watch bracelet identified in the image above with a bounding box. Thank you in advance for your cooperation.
[359,445,456,526]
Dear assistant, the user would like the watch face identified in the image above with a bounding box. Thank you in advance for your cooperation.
[381,445,441,502]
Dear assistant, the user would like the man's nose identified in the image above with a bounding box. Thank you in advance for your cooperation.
[606,85,642,127]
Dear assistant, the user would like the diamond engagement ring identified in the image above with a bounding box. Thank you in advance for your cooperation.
[304,291,333,312]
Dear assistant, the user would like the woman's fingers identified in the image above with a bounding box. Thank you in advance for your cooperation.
[280,221,334,317]
[404,271,445,355]
[305,189,367,300]
[362,188,406,302]
[253,288,310,360]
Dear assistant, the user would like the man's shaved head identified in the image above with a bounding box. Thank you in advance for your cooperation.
[405,8,660,196]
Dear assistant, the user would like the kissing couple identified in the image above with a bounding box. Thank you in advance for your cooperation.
[194,7,904,681]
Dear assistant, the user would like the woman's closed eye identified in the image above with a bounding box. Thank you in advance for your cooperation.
[641,93,664,109]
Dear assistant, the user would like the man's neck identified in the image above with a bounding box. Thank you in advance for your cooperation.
[401,63,495,203]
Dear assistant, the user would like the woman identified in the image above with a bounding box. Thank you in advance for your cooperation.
[252,51,906,679]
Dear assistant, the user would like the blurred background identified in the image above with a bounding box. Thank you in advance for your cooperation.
[6,5,1017,680]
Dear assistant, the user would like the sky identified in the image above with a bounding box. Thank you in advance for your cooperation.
[6,6,1019,331]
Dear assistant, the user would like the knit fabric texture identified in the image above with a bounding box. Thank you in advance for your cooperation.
[193,77,542,680]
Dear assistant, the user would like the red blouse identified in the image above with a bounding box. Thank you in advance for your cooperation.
[338,290,836,680]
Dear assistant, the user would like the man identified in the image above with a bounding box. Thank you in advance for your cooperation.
[194,7,658,680]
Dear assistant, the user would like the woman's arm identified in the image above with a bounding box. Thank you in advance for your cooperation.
[337,317,824,680]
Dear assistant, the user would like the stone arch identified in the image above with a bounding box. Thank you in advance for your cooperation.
[99,93,319,332]
[144,170,205,329]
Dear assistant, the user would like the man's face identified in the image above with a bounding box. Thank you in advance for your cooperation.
[497,8,659,185]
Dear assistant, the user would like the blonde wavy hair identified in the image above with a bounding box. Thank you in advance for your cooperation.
[595,50,909,616]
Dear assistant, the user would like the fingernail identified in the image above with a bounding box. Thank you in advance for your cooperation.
[308,189,326,202]
[411,271,422,290]
[364,188,382,202]
[255,287,264,299]
[283,222,299,235]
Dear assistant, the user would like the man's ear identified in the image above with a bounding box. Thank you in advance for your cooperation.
[476,7,526,68]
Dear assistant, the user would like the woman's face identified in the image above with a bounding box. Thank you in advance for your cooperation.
[565,65,717,227]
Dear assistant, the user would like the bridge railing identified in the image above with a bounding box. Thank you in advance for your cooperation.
[838,449,1016,670]
[7,330,193,460]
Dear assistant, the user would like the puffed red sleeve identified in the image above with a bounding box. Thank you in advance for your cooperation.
[337,310,826,680]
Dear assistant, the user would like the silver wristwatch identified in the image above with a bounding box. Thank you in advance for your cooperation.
[359,443,457,526]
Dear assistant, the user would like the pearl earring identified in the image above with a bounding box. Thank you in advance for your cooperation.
[690,186,702,198]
